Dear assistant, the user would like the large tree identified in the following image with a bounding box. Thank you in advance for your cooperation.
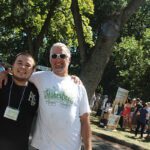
[74,0,146,99]
[0,0,147,99]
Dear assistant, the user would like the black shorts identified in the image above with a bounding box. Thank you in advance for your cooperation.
[146,120,149,125]
[96,109,102,116]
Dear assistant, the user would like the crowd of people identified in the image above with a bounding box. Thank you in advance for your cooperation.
[91,93,150,140]
[90,93,112,127]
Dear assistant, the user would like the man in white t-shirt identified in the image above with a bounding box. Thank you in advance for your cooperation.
[30,43,92,150]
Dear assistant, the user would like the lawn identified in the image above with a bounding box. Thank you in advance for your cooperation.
[90,111,150,150]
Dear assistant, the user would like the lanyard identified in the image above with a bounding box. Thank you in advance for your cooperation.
[8,80,27,110]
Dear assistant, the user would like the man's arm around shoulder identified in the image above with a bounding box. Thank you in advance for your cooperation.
[80,113,92,150]
[0,70,8,88]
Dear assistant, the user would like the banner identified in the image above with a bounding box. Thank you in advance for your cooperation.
[112,87,129,115]
[106,87,129,130]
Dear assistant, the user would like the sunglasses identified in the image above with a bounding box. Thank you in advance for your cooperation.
[51,54,68,59]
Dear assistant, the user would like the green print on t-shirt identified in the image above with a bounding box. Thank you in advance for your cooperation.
[44,87,73,107]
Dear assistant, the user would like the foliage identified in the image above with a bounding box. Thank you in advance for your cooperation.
[101,29,150,100]
[0,0,149,100]
[0,0,94,64]
[121,1,150,40]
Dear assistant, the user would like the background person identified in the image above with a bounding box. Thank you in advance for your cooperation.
[145,102,150,139]
[99,95,108,122]
[135,103,149,139]
[90,92,97,110]
[129,98,137,131]
[121,98,131,130]
[131,98,143,130]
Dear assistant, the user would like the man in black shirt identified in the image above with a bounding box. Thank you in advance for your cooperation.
[0,53,39,150]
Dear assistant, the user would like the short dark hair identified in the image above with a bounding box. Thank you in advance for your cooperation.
[136,98,140,101]
[14,52,36,68]
[142,103,147,108]
[127,97,132,104]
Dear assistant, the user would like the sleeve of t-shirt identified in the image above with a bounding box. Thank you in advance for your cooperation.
[78,85,91,116]
[29,71,43,89]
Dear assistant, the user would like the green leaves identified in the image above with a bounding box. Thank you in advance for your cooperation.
[112,28,150,98]
[78,0,94,15]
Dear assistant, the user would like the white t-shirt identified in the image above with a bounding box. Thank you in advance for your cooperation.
[90,94,96,107]
[146,107,150,115]
[30,71,91,150]
[101,98,108,110]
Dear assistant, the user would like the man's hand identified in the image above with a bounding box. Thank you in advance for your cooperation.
[71,75,83,84]
[0,70,8,88]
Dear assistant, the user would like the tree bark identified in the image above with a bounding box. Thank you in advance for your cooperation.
[71,0,87,64]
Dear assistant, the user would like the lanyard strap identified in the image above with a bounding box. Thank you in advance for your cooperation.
[8,80,27,110]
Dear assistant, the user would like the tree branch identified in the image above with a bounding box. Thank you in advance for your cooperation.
[120,0,145,28]
[34,0,60,57]
[21,20,34,55]
[71,0,87,65]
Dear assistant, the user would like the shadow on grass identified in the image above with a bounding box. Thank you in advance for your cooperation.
[142,137,150,142]
[90,120,99,126]
[117,128,135,133]
[125,135,136,139]
[90,112,100,126]
[125,135,150,142]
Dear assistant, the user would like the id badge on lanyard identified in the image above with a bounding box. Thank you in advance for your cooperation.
[4,106,19,121]
[4,80,26,121]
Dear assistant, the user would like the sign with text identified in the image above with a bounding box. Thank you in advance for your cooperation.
[112,87,129,115]
[115,87,129,104]
[106,114,120,130]
[106,87,129,130]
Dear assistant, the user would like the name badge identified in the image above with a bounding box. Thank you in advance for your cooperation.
[4,106,19,121]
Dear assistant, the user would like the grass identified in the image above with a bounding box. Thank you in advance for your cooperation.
[90,111,150,150]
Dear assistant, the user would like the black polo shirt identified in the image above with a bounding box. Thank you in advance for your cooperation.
[0,75,39,150]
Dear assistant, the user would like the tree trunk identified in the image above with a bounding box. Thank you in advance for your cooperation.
[80,34,118,100]
[75,0,145,100]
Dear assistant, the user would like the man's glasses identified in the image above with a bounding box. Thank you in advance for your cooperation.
[51,54,68,59]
